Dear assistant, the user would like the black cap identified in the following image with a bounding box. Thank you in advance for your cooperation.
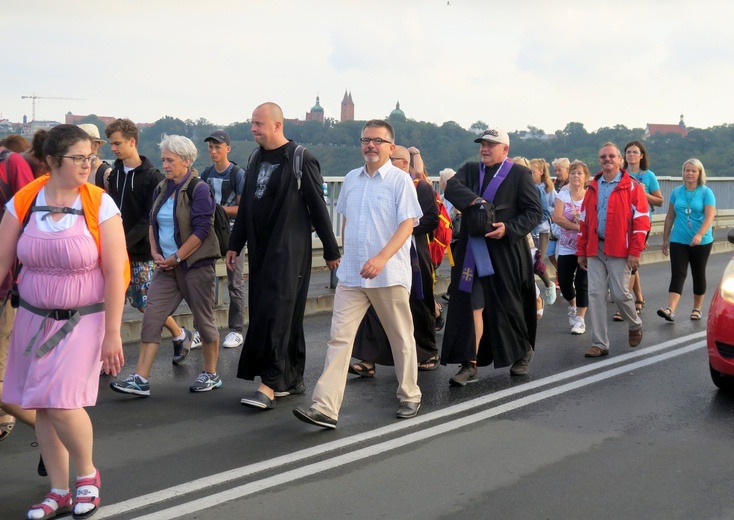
[204,130,231,146]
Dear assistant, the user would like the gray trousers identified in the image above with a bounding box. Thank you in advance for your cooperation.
[587,244,642,351]
[227,247,246,333]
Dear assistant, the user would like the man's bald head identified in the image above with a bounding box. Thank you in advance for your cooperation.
[251,102,288,150]
[390,145,411,173]
[256,102,284,124]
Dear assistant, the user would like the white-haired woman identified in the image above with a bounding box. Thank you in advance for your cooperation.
[658,159,716,321]
[111,135,222,396]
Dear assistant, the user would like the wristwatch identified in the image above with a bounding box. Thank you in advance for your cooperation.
[174,253,182,263]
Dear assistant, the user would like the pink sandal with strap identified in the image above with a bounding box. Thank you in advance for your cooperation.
[27,490,73,520]
[72,469,101,519]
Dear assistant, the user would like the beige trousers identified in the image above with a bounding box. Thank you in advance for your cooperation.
[311,284,421,420]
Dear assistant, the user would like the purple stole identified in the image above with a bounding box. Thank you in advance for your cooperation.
[458,160,513,293]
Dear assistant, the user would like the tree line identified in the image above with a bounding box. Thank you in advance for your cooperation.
[71,114,734,178]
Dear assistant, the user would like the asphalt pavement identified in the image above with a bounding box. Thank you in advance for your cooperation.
[3,232,734,519]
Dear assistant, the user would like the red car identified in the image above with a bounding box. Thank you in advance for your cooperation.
[708,228,734,390]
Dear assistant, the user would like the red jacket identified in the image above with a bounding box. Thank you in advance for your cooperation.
[576,169,650,258]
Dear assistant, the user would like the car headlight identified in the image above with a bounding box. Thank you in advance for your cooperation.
[721,258,734,303]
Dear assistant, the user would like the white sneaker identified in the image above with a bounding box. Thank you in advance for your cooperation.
[571,317,586,335]
[222,331,244,349]
[568,306,577,327]
[191,330,203,349]
[544,286,557,306]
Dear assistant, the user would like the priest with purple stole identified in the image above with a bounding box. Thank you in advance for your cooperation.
[441,127,542,385]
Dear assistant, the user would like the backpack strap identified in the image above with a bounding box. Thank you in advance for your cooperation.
[200,166,212,183]
[229,163,244,196]
[292,145,306,191]
[13,175,130,287]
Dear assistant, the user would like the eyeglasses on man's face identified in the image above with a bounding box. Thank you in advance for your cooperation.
[599,154,618,160]
[360,137,392,145]
[62,154,98,165]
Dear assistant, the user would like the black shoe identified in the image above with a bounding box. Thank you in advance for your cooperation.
[273,382,306,398]
[38,454,47,477]
[293,407,337,429]
[449,362,478,386]
[396,401,421,419]
[240,391,275,410]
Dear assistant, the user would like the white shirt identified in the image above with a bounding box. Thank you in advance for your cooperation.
[336,161,422,289]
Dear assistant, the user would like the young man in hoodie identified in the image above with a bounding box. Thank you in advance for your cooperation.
[105,119,198,366]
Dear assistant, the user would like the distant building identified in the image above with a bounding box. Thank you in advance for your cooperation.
[306,95,325,123]
[340,90,354,122]
[388,101,406,122]
[644,114,687,139]
[388,101,406,121]
[21,120,60,136]
[65,112,117,126]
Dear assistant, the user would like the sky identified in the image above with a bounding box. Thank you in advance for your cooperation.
[2,0,732,134]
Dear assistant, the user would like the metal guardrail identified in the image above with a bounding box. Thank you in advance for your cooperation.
[215,175,734,305]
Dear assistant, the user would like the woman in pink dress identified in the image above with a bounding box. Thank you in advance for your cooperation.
[0,124,127,520]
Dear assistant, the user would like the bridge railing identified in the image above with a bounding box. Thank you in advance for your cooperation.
[212,176,734,304]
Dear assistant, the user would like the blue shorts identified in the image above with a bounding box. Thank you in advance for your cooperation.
[126,260,156,309]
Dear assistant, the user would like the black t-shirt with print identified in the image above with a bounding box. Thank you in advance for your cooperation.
[251,143,287,246]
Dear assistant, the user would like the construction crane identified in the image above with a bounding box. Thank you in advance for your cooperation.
[21,93,85,122]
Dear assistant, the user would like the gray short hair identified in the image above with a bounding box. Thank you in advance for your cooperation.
[159,134,197,164]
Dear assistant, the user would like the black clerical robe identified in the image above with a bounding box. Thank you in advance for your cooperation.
[229,141,340,392]
[441,160,542,368]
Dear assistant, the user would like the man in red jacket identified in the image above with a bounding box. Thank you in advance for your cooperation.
[577,142,650,357]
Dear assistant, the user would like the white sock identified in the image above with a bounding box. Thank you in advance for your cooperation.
[28,488,69,520]
[173,330,186,342]
[74,470,99,516]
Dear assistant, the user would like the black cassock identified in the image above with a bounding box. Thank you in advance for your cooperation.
[352,178,439,365]
[441,160,542,368]
[229,141,340,392]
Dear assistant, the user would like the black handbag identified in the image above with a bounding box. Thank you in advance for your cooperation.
[465,202,496,237]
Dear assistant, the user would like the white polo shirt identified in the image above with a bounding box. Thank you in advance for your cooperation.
[336,161,422,290]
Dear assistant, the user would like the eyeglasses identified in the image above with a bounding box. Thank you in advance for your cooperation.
[62,154,98,165]
[625,150,641,155]
[598,154,618,159]
[360,138,392,145]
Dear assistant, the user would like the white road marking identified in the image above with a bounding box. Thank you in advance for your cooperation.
[98,333,706,519]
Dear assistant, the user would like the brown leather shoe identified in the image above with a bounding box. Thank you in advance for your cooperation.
[584,346,609,357]
[628,327,643,347]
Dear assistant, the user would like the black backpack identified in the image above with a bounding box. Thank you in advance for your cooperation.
[185,177,230,257]
[200,162,244,202]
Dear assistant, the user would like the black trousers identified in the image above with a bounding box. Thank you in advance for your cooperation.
[668,241,713,295]
[557,254,588,308]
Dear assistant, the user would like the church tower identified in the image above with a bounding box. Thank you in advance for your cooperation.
[341,90,354,122]
[306,95,324,123]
